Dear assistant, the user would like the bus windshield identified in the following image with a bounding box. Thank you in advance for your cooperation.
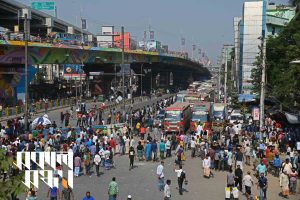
[192,111,208,122]
[165,110,182,120]
[176,96,184,102]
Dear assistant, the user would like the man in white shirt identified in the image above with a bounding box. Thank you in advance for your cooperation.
[94,153,101,176]
[196,123,203,136]
[190,137,196,158]
[165,138,171,157]
[164,179,171,200]
[173,164,185,195]
[156,161,165,191]
[244,144,251,166]
[243,171,253,198]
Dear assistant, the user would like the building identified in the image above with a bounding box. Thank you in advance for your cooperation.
[233,17,242,91]
[266,4,295,37]
[96,26,115,48]
[234,0,295,94]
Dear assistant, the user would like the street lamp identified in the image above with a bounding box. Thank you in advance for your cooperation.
[140,63,144,96]
[24,13,30,131]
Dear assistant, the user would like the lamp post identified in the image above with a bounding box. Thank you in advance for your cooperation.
[259,35,266,129]
[24,13,29,131]
[121,26,125,112]
[140,63,144,96]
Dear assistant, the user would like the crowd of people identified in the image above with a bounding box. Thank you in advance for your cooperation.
[0,94,176,200]
[0,91,300,200]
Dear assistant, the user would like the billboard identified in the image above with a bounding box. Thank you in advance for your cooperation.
[113,32,130,50]
[63,64,85,80]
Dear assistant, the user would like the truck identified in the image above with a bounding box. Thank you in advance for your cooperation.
[211,103,227,131]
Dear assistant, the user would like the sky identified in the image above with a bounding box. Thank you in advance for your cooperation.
[18,0,289,64]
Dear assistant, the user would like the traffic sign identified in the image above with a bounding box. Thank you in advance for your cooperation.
[31,2,55,11]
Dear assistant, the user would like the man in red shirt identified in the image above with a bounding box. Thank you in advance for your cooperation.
[109,138,116,155]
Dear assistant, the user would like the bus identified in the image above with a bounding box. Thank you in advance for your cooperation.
[190,101,211,132]
[164,102,192,133]
[184,93,202,106]
[176,90,188,102]
[211,103,227,131]
[48,32,83,45]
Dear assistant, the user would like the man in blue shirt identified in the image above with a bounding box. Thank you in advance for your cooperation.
[272,154,281,177]
[159,140,165,160]
[258,173,268,200]
[82,191,94,200]
[258,141,265,158]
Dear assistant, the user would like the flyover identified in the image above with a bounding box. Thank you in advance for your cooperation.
[0,0,93,36]
[0,40,211,93]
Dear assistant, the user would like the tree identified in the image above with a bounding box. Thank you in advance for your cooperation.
[0,149,26,199]
[264,18,300,110]
[251,45,263,94]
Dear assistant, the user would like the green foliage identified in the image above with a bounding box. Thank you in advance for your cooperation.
[265,19,300,110]
[251,45,263,95]
[0,149,26,199]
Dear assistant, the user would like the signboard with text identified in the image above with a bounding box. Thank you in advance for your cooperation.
[31,2,55,11]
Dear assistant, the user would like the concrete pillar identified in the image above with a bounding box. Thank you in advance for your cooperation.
[45,18,53,35]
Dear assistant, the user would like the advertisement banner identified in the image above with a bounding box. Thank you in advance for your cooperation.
[252,107,260,121]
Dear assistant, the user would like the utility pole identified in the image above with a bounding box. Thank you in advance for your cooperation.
[24,13,29,131]
[224,49,228,104]
[260,36,266,129]
[121,26,125,111]
[140,64,143,96]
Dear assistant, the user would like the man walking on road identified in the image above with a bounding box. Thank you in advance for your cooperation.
[257,172,268,200]
[157,161,165,191]
[190,137,196,158]
[173,164,186,195]
[242,171,253,199]
[164,179,171,200]
[82,191,95,200]
[108,177,119,200]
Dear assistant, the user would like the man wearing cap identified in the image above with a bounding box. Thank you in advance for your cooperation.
[127,195,132,200]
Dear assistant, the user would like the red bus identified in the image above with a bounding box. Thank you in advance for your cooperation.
[164,102,192,133]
